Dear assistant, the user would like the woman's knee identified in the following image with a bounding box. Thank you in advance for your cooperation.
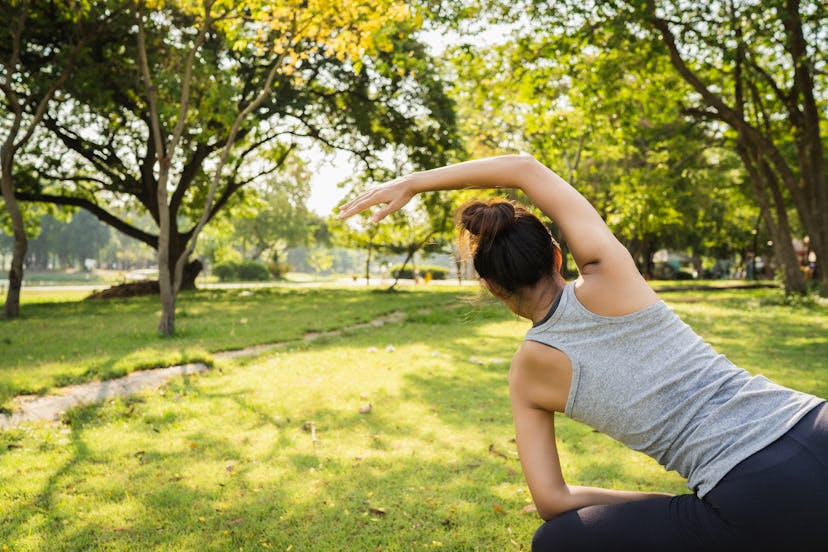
[531,513,580,552]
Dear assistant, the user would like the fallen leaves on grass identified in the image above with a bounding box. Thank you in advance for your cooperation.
[488,443,508,459]
[520,504,538,515]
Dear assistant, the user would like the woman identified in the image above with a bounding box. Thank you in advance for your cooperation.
[337,155,827,551]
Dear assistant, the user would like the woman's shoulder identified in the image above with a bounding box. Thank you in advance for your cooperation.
[574,270,660,317]
[509,340,572,412]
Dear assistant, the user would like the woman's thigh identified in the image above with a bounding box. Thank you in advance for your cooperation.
[703,402,828,549]
[531,494,734,552]
[532,403,828,552]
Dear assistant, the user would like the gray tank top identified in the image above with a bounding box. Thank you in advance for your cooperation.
[524,283,823,497]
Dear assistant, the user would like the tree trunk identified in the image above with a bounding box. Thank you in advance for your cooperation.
[807,211,828,295]
[156,178,174,336]
[156,228,205,333]
[737,142,806,294]
[181,258,202,290]
[364,238,373,285]
[764,162,808,294]
[779,0,828,296]
[157,280,176,336]
[1,153,27,319]
[789,159,828,294]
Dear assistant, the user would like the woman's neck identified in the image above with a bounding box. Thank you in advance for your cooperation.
[516,275,567,324]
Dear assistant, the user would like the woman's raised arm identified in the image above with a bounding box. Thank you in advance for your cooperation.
[338,155,630,277]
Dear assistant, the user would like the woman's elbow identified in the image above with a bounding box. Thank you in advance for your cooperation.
[537,506,557,522]
[537,503,565,522]
[534,491,572,521]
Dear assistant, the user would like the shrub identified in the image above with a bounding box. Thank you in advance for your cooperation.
[267,261,292,279]
[390,264,450,280]
[212,260,271,282]
[237,260,271,281]
[212,261,240,282]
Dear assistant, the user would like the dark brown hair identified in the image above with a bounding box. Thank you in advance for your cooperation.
[457,199,562,294]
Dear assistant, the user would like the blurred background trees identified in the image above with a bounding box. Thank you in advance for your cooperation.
[3,0,825,331]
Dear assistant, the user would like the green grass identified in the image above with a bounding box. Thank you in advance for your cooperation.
[0,285,825,551]
[1,269,119,287]
[0,286,465,408]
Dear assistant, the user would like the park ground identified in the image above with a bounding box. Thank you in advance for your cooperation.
[0,282,826,550]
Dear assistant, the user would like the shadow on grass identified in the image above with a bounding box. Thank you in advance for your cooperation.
[0,287,471,408]
[2,389,536,550]
[6,288,822,549]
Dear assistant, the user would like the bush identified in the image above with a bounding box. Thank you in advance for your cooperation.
[266,261,292,279]
[212,261,240,282]
[237,260,271,281]
[212,260,271,282]
[390,264,450,280]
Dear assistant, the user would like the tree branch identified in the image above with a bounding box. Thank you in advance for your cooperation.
[169,142,214,215]
[41,116,132,188]
[15,40,87,151]
[167,2,214,160]
[644,1,799,190]
[15,191,158,247]
[173,14,298,293]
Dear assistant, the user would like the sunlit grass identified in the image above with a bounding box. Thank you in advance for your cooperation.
[0,285,470,408]
[0,285,825,550]
[662,287,828,397]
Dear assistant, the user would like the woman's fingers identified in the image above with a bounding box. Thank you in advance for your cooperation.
[337,191,378,219]
[370,201,400,223]
[337,180,412,221]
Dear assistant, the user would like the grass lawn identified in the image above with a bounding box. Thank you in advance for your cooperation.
[0,285,462,409]
[0,284,825,551]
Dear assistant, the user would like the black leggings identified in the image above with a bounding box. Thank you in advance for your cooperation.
[532,402,828,552]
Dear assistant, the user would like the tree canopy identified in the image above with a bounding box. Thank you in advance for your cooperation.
[5,0,460,331]
[493,0,827,293]
[447,29,758,277]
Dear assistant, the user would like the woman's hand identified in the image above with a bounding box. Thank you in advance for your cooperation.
[337,175,417,222]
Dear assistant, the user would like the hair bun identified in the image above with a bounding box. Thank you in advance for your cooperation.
[458,199,516,243]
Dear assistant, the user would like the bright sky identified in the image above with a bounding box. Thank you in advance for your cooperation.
[306,150,353,216]
[305,29,444,216]
[304,24,508,215]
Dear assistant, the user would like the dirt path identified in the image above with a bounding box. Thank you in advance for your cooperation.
[0,311,405,430]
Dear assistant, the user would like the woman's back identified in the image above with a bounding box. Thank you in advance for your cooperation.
[525,282,823,497]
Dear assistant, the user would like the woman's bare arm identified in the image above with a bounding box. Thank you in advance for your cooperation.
[340,156,620,273]
[510,342,673,521]
[338,155,657,313]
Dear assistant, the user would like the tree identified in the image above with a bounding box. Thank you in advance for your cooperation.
[447,34,743,277]
[0,0,97,318]
[15,0,459,334]
[329,201,381,284]
[377,195,455,290]
[28,210,112,269]
[643,0,820,294]
[506,0,826,293]
[230,156,316,263]
[306,247,333,279]
[331,164,461,289]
